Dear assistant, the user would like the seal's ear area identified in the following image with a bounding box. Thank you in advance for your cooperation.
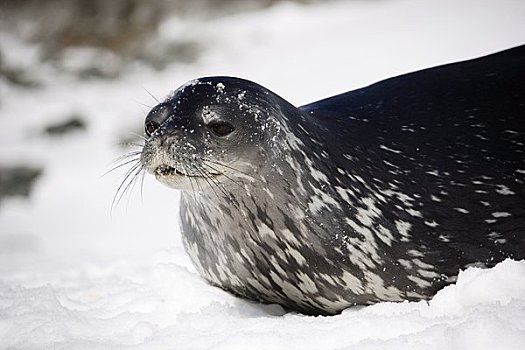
[145,103,172,137]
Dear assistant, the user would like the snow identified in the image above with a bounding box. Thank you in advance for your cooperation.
[2,259,525,349]
[1,0,524,348]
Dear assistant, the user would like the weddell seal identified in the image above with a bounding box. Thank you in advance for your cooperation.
[137,44,525,315]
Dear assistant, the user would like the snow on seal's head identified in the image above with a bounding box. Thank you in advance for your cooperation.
[141,77,290,191]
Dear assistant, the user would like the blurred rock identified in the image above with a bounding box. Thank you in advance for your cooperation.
[43,115,87,136]
[53,47,124,79]
[0,49,41,88]
[0,0,324,80]
[0,166,43,201]
[0,0,164,57]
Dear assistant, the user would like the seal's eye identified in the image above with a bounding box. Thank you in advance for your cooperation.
[144,104,171,137]
[145,120,159,137]
[209,122,234,136]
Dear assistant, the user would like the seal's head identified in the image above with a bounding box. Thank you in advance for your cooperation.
[140,77,287,191]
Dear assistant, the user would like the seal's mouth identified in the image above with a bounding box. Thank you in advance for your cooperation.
[156,165,197,177]
[155,165,221,178]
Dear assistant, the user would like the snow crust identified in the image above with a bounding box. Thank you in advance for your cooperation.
[1,0,525,348]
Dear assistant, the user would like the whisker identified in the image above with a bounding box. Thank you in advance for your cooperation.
[197,164,231,200]
[181,163,197,202]
[122,143,146,149]
[139,166,146,203]
[128,166,145,204]
[143,86,160,104]
[201,161,243,189]
[128,132,147,142]
[192,166,204,193]
[109,150,142,167]
[111,160,143,213]
[113,160,142,200]
[192,164,222,200]
[201,158,252,177]
[104,156,142,177]
[134,100,152,110]
[113,150,142,162]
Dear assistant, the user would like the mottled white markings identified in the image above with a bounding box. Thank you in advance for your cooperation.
[215,82,225,93]
[488,232,507,244]
[438,235,450,242]
[376,225,394,246]
[364,272,403,300]
[426,170,440,177]
[488,232,502,239]
[296,272,318,293]
[335,186,354,205]
[475,134,488,140]
[345,218,382,263]
[286,246,307,266]
[408,275,432,288]
[406,208,423,217]
[186,242,205,276]
[398,259,412,269]
[269,271,303,301]
[340,271,364,293]
[239,248,255,265]
[356,208,374,226]
[395,220,412,240]
[247,278,273,296]
[492,212,511,218]
[407,250,424,258]
[257,222,277,238]
[424,220,439,227]
[383,190,415,207]
[383,160,400,168]
[262,186,275,199]
[454,208,470,214]
[380,144,403,154]
[280,229,302,247]
[307,188,341,214]
[343,154,357,161]
[496,185,515,195]
[413,259,434,270]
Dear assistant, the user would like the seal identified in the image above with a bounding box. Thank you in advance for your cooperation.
[139,44,525,315]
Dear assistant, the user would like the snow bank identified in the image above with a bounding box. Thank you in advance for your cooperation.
[1,258,524,349]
